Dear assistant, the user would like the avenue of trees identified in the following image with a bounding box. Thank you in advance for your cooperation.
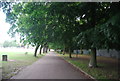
[2,40,19,48]
[0,2,120,68]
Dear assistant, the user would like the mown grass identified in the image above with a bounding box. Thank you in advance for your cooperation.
[59,53,118,81]
[0,50,44,79]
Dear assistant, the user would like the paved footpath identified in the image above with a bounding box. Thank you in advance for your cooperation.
[11,51,89,79]
[0,60,2,80]
[0,69,1,81]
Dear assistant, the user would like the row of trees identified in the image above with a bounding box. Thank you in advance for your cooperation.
[1,2,120,68]
[1,40,19,48]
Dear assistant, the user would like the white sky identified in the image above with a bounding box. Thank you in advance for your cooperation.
[0,9,17,43]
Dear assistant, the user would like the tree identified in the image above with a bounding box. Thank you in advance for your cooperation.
[1,2,119,68]
[3,40,19,48]
[48,2,82,58]
[1,2,49,57]
[76,2,120,68]
[3,41,10,48]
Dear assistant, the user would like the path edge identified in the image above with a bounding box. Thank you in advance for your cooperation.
[58,54,98,81]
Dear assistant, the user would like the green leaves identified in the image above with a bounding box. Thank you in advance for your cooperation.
[1,2,120,51]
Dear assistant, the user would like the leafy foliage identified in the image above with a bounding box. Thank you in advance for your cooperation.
[1,2,120,59]
[2,40,19,48]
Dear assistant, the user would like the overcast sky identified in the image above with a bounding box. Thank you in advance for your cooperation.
[0,9,17,43]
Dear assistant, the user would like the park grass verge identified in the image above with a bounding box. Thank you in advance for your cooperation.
[0,51,44,79]
[58,54,118,81]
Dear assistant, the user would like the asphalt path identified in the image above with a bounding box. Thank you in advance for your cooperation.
[11,51,89,79]
[0,60,2,81]
[0,68,2,81]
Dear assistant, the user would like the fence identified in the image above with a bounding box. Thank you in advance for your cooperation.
[73,49,120,59]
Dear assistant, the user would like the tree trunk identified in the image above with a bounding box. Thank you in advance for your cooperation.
[39,45,43,55]
[63,47,65,55]
[88,3,97,68]
[45,46,48,53]
[34,45,40,57]
[63,50,65,55]
[69,48,72,58]
[49,48,50,51]
[55,49,56,51]
[43,46,45,53]
[76,50,78,58]
[89,48,97,68]
[81,49,83,54]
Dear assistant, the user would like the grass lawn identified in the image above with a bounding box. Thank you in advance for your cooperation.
[0,48,44,79]
[58,53,118,81]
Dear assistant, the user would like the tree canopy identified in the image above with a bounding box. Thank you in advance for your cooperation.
[1,2,120,67]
